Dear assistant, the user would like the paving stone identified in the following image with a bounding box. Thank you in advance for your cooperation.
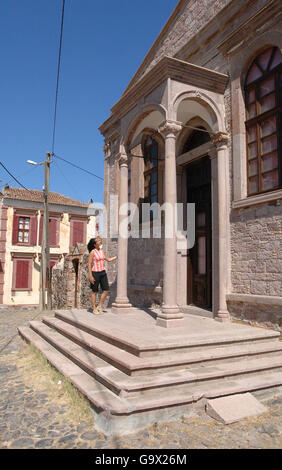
[10,438,35,448]
[35,439,54,448]
[81,430,101,440]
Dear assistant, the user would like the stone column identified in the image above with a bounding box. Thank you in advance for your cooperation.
[211,132,230,322]
[111,151,132,314]
[157,120,184,328]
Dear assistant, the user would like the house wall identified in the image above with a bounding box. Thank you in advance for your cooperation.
[2,204,98,306]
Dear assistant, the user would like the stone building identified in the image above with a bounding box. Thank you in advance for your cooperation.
[99,0,282,330]
[0,186,101,306]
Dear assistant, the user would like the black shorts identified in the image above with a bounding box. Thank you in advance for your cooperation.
[90,270,109,293]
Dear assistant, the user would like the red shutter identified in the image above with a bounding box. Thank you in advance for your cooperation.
[15,260,29,289]
[30,216,38,246]
[72,221,85,246]
[12,215,20,245]
[49,218,57,246]
[39,216,43,245]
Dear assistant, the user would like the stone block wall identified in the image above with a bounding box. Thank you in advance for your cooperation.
[230,204,282,296]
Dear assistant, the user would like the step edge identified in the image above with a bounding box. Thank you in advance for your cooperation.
[36,318,282,373]
[18,325,132,415]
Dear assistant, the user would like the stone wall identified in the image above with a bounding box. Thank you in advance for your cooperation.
[230,204,282,297]
[51,259,68,310]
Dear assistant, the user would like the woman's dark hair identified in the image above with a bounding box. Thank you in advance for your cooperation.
[87,238,97,253]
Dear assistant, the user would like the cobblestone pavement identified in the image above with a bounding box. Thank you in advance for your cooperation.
[0,307,281,449]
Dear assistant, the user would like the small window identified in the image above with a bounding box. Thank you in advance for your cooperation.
[245,46,282,196]
[18,217,30,244]
[143,136,158,205]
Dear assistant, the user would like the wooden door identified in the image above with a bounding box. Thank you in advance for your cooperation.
[186,157,212,309]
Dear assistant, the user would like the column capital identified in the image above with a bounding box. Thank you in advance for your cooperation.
[117,152,129,167]
[211,131,229,149]
[158,120,183,138]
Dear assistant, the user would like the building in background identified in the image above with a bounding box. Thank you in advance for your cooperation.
[0,185,101,306]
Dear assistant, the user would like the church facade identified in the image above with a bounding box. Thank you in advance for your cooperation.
[99,0,282,330]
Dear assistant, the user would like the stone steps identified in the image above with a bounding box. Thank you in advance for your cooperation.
[54,309,280,357]
[18,325,282,416]
[18,309,282,436]
[42,316,282,376]
[27,319,282,398]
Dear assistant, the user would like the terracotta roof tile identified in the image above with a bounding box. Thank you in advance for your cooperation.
[1,186,88,208]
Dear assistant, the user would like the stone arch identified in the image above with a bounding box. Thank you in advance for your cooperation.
[172,90,224,133]
[177,116,213,157]
[122,103,167,151]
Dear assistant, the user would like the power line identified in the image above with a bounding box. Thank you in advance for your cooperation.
[52,153,104,181]
[51,0,66,155]
[0,162,29,190]
[53,159,84,200]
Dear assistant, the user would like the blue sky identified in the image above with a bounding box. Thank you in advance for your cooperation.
[0,0,179,205]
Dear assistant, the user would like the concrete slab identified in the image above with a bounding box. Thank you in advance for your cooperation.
[205,393,268,424]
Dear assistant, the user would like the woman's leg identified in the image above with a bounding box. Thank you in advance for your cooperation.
[91,291,97,310]
[98,290,109,310]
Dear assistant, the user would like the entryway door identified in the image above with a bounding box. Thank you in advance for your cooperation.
[186,156,212,309]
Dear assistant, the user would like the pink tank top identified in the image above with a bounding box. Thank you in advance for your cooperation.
[92,249,105,272]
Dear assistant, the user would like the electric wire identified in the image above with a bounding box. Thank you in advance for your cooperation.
[51,0,66,155]
[52,153,104,181]
[0,162,29,190]
[53,159,84,201]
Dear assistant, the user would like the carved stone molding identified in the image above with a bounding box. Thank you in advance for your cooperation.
[102,141,111,159]
[117,152,130,167]
[158,120,183,138]
[211,131,229,148]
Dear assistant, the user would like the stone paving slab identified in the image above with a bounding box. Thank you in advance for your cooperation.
[0,306,282,449]
[206,393,268,424]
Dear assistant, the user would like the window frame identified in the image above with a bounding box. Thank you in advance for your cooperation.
[245,47,282,197]
[12,255,33,292]
[18,216,30,244]
[143,136,159,206]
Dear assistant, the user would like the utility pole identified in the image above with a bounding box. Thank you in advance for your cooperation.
[44,151,52,310]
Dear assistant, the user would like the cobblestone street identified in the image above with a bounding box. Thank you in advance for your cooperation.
[0,307,281,450]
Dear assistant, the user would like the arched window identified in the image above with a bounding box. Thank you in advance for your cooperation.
[245,46,282,195]
[143,136,158,204]
[182,127,211,154]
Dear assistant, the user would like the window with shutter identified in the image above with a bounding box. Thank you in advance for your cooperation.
[70,218,87,247]
[12,214,38,246]
[39,216,60,247]
[13,259,32,290]
[72,220,85,245]
[49,218,59,247]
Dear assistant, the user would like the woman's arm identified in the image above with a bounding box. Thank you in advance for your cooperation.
[88,251,95,283]
[104,253,118,262]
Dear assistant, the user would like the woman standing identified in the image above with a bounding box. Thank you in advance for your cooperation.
[87,237,117,314]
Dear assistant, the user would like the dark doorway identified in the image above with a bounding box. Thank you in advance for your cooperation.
[73,259,79,308]
[186,156,212,309]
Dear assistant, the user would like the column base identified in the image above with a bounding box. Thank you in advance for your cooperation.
[156,305,184,328]
[156,317,185,328]
[111,299,132,315]
[215,310,231,322]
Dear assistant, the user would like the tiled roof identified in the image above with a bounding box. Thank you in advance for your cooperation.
[1,186,89,208]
